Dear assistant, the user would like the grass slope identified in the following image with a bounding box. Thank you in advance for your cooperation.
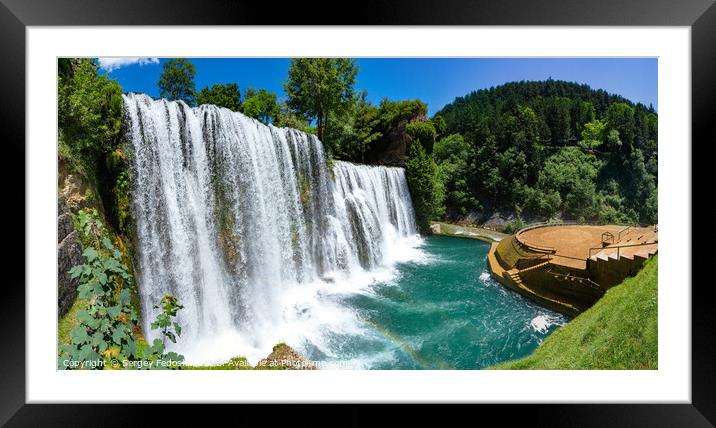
[493,255,658,370]
[58,297,88,346]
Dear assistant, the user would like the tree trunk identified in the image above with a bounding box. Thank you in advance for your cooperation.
[317,113,324,141]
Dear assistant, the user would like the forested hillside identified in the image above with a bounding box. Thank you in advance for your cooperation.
[433,80,658,227]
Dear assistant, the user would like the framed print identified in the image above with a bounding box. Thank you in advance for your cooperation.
[3,0,713,425]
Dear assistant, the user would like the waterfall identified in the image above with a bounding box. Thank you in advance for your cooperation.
[122,93,419,363]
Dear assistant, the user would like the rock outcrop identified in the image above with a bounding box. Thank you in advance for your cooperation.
[256,343,317,370]
[57,196,83,316]
[364,111,427,166]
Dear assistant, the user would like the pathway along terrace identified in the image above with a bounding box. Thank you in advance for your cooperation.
[487,223,658,317]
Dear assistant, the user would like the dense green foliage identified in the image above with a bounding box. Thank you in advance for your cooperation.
[242,88,280,124]
[405,142,443,234]
[325,97,429,162]
[284,58,358,141]
[405,120,437,154]
[58,209,141,369]
[142,294,185,369]
[194,81,284,125]
[58,59,124,180]
[493,255,658,369]
[158,58,197,105]
[58,209,185,370]
[319,79,657,229]
[196,83,242,112]
[58,58,129,233]
[433,134,480,217]
[436,80,658,224]
[151,294,184,347]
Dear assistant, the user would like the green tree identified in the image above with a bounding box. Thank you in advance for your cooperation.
[347,99,383,162]
[58,58,128,231]
[536,147,601,220]
[197,83,241,111]
[242,88,280,124]
[431,115,447,139]
[158,59,196,105]
[541,96,572,145]
[626,149,658,224]
[405,142,443,234]
[284,58,358,140]
[502,105,545,181]
[605,102,636,153]
[58,59,123,177]
[274,101,314,133]
[578,119,607,150]
[605,129,623,151]
[405,120,437,154]
[434,134,479,217]
[334,98,428,163]
[323,109,358,158]
[571,100,596,137]
[322,92,383,161]
[151,294,184,348]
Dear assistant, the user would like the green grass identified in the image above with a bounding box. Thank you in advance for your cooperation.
[58,297,88,346]
[492,255,658,370]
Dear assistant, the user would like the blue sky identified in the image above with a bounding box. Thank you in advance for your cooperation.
[99,58,657,115]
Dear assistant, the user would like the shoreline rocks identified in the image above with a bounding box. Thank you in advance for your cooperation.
[256,343,317,370]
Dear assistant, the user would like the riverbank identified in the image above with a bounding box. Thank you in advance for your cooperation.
[430,221,508,243]
[491,255,657,369]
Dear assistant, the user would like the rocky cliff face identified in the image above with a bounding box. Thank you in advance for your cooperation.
[57,161,105,316]
[364,111,428,166]
[57,196,82,316]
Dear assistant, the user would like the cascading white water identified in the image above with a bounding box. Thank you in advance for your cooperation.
[122,93,420,364]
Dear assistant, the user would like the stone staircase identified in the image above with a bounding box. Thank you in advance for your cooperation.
[588,226,658,288]
[589,226,658,262]
[500,260,582,317]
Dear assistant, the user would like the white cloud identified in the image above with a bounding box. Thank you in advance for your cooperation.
[97,57,160,72]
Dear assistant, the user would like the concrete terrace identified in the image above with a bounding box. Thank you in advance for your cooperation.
[487,223,658,316]
[518,224,624,269]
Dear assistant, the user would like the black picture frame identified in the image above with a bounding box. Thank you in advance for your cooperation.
[2,0,711,425]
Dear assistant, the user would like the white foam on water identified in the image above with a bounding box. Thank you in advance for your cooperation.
[529,313,565,334]
[177,233,427,366]
[122,93,423,367]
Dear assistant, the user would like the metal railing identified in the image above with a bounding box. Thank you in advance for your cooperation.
[515,238,556,254]
[547,269,604,292]
[588,241,658,259]
[549,253,591,262]
[512,221,657,265]
[515,219,580,236]
[617,225,633,241]
[601,231,615,244]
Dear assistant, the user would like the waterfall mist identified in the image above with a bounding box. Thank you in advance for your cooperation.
[122,93,422,365]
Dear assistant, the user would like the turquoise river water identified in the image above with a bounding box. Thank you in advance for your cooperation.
[301,236,568,369]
